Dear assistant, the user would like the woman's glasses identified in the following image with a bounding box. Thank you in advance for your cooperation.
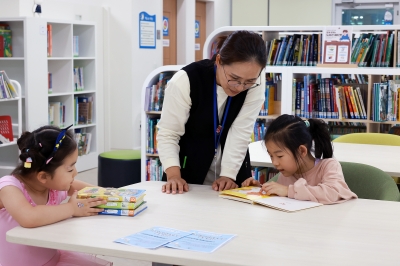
[221,65,260,91]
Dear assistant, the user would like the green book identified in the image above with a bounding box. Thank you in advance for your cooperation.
[97,196,145,209]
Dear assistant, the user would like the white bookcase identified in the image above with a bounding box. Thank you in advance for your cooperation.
[204,25,400,132]
[0,80,22,177]
[0,17,99,173]
[140,65,183,182]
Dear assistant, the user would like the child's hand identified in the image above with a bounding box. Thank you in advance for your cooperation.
[68,191,107,217]
[241,177,261,187]
[260,182,288,197]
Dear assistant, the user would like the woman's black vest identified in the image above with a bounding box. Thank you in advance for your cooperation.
[162,59,252,185]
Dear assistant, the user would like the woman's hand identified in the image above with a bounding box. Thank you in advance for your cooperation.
[260,182,288,197]
[212,176,238,191]
[241,177,261,187]
[162,176,189,194]
[68,191,107,217]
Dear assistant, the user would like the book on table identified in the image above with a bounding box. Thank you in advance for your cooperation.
[77,187,146,203]
[98,201,147,217]
[219,186,322,212]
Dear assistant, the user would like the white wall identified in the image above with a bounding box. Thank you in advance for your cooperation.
[206,0,231,37]
[232,0,268,26]
[270,0,331,26]
[0,0,19,17]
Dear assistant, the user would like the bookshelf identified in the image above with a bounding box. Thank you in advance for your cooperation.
[140,65,183,182]
[204,26,400,134]
[47,21,97,171]
[0,17,98,173]
[0,80,22,176]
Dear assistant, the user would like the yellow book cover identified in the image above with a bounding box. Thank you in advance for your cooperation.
[220,187,322,212]
[77,187,146,203]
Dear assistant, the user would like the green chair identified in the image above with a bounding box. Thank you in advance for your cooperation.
[267,162,400,201]
[98,150,141,187]
[333,132,400,146]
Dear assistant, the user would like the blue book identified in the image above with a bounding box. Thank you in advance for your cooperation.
[99,202,147,217]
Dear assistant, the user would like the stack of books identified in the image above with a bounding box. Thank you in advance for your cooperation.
[77,187,147,217]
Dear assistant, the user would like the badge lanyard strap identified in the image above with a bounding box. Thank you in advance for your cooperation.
[213,66,232,160]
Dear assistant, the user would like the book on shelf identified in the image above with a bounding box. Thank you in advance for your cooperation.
[0,23,12,57]
[146,157,162,181]
[73,67,84,91]
[219,187,322,212]
[74,128,92,156]
[47,24,52,57]
[144,71,176,111]
[48,102,65,127]
[0,71,18,99]
[98,201,147,217]
[48,72,52,93]
[74,96,93,125]
[77,187,146,202]
[73,36,79,57]
[0,115,13,142]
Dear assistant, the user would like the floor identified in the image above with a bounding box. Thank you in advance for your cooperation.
[76,168,152,266]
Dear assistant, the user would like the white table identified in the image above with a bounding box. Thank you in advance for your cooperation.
[6,181,400,266]
[249,140,400,177]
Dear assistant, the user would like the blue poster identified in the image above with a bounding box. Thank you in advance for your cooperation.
[163,16,169,36]
[195,20,200,38]
[139,11,156,49]
[384,9,393,25]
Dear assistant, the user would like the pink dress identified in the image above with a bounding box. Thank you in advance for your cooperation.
[0,175,112,266]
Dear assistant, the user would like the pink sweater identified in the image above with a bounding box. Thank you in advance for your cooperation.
[276,158,357,204]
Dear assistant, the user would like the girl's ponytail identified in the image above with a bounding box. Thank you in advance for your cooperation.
[308,118,333,159]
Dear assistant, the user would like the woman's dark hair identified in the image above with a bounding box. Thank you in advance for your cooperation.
[11,125,77,178]
[264,114,332,171]
[211,30,267,68]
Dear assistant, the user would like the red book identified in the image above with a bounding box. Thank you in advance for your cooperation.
[0,115,13,141]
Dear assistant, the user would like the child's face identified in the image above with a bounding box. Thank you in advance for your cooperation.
[48,148,78,191]
[265,140,298,177]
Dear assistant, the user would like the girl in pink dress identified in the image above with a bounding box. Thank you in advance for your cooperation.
[0,125,112,265]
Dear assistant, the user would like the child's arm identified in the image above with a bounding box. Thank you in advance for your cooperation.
[0,186,106,228]
[68,179,95,196]
[285,160,357,204]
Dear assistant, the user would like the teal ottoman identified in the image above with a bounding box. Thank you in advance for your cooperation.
[98,150,141,187]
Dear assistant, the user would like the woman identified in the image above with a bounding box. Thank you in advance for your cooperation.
[157,30,267,194]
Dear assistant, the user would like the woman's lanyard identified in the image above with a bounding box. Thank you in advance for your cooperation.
[214,66,232,159]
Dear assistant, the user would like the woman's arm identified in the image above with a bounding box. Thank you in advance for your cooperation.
[157,70,191,174]
[220,71,266,180]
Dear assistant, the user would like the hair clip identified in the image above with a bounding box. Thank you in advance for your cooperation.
[39,143,42,147]
[304,120,310,128]
[24,157,32,168]
[44,124,73,165]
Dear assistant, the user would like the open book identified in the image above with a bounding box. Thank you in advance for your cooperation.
[219,187,322,212]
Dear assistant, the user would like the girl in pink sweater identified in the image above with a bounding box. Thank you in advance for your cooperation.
[243,114,357,204]
[0,125,112,265]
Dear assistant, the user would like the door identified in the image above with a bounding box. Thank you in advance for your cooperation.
[195,1,206,61]
[333,0,399,25]
[163,0,177,65]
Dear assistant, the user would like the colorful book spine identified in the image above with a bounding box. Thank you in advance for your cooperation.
[99,202,147,217]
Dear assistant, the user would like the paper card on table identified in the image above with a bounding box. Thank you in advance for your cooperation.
[165,230,236,253]
[114,227,192,249]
